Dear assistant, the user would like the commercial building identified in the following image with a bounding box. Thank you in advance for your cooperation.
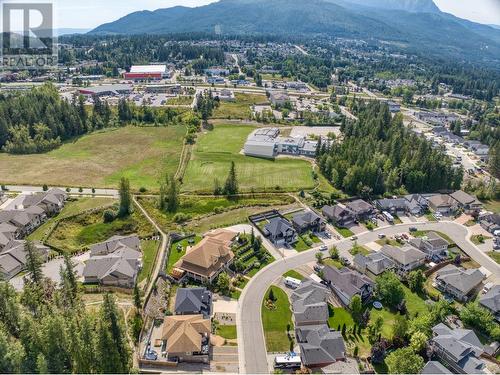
[124,65,171,81]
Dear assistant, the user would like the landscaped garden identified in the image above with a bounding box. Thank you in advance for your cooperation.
[166,235,202,273]
[231,233,274,278]
[182,124,316,193]
[261,286,294,352]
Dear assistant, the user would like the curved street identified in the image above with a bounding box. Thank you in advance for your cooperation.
[236,220,500,374]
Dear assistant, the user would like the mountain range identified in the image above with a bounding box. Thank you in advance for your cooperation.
[90,0,500,65]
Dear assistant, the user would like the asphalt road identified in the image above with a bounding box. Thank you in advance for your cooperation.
[5,185,119,197]
[236,220,500,374]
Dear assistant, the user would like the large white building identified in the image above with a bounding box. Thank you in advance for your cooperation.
[124,65,171,81]
[243,128,318,159]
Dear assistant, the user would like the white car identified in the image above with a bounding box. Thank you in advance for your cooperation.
[378,233,386,239]
[319,245,328,251]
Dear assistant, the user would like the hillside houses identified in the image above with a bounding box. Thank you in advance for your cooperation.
[434,265,484,302]
[0,240,50,280]
[381,244,426,274]
[82,235,142,288]
[410,232,449,259]
[322,265,374,305]
[291,280,329,326]
[479,285,500,322]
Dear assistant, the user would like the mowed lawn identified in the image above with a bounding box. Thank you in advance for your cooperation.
[0,125,186,190]
[261,286,294,352]
[182,124,315,193]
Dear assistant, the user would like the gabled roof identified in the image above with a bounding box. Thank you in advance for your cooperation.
[323,265,374,299]
[479,285,500,315]
[162,315,210,354]
[265,217,296,237]
[427,194,455,208]
[435,265,484,295]
[296,324,345,365]
[346,199,374,214]
[381,244,426,266]
[421,361,452,374]
[375,198,407,210]
[90,235,141,256]
[291,280,329,325]
[450,190,481,206]
[322,204,354,221]
[354,252,395,275]
[292,211,323,228]
[175,287,211,317]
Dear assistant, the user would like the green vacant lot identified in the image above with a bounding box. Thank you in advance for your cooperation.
[0,126,186,190]
[182,124,315,193]
[28,197,115,241]
[212,93,268,119]
[138,240,160,284]
[262,286,294,352]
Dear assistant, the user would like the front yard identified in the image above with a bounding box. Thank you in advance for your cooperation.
[261,286,294,352]
[335,226,354,238]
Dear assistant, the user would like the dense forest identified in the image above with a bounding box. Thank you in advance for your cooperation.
[0,84,191,154]
[0,245,133,373]
[317,101,463,196]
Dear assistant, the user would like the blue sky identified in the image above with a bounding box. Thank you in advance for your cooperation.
[48,0,500,29]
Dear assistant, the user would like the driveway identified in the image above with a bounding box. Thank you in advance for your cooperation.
[10,251,89,291]
[237,220,500,374]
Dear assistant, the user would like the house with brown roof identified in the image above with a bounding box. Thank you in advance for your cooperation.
[427,194,457,215]
[450,190,482,213]
[161,314,210,362]
[174,229,237,283]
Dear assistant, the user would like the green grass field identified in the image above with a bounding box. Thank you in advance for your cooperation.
[28,197,115,241]
[283,270,304,280]
[0,126,186,190]
[212,93,268,119]
[182,124,316,193]
[138,240,160,283]
[261,286,294,352]
[216,325,237,339]
[167,236,202,273]
[47,207,154,253]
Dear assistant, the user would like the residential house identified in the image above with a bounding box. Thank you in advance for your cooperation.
[322,265,374,306]
[82,235,142,288]
[410,232,449,259]
[263,217,297,246]
[22,188,67,215]
[345,199,375,221]
[353,252,395,276]
[174,230,236,283]
[291,280,329,326]
[322,205,355,227]
[291,211,326,234]
[381,244,426,274]
[421,361,452,374]
[161,315,210,363]
[174,287,212,319]
[0,240,49,280]
[427,194,457,215]
[374,198,408,216]
[430,323,486,374]
[479,213,500,235]
[0,210,41,238]
[0,223,19,248]
[295,325,346,368]
[405,194,429,215]
[450,191,482,213]
[435,265,484,302]
[479,285,500,322]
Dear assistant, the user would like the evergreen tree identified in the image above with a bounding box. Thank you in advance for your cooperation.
[166,174,179,213]
[223,161,238,196]
[118,177,131,217]
[24,241,43,286]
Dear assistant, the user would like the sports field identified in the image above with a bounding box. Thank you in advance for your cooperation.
[0,126,186,190]
[182,124,316,193]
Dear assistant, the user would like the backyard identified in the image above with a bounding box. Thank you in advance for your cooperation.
[182,124,316,193]
[166,236,202,273]
[261,286,294,352]
[0,125,186,190]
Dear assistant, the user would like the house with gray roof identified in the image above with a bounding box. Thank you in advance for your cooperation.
[0,240,49,280]
[410,232,449,259]
[353,252,395,276]
[291,280,329,326]
[381,244,426,274]
[374,198,408,216]
[479,285,500,322]
[291,211,325,234]
[83,235,142,288]
[295,324,346,368]
[450,191,482,213]
[322,204,355,227]
[322,265,374,306]
[345,199,375,221]
[421,361,452,374]
[430,323,486,374]
[174,287,212,319]
[405,194,429,215]
[263,217,297,246]
[0,223,19,249]
[0,210,44,238]
[435,265,484,302]
[21,188,67,215]
[479,213,500,235]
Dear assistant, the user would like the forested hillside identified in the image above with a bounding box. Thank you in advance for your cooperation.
[317,101,463,195]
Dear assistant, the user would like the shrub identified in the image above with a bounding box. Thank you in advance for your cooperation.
[78,187,83,193]
[66,187,71,192]
[173,213,190,223]
[42,184,48,191]
[139,187,147,193]
[103,210,116,223]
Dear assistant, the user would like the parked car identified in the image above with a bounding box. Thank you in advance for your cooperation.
[314,264,324,273]
[351,235,358,240]
[319,245,328,251]
[378,233,386,239]
[145,350,158,361]
[409,227,417,232]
